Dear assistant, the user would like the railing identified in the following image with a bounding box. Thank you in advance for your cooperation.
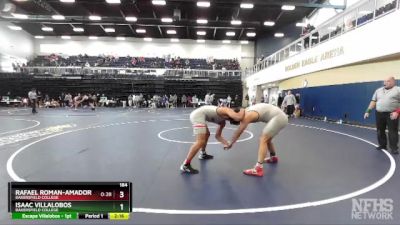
[243,0,399,78]
[21,66,242,79]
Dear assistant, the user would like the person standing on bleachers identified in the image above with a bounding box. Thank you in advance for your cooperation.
[28,88,38,114]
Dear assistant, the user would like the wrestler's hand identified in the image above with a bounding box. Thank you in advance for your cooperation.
[223,142,232,150]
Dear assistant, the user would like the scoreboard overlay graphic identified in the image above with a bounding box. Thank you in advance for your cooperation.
[8,182,132,220]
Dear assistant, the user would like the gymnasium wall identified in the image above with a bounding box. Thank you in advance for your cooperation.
[279,56,400,89]
[0,21,34,72]
[246,9,400,87]
[279,56,400,125]
[33,37,255,70]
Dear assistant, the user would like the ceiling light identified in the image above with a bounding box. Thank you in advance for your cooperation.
[282,5,295,11]
[328,26,337,30]
[222,40,231,44]
[89,36,98,40]
[246,32,256,37]
[73,27,84,32]
[240,3,254,9]
[12,13,28,19]
[52,15,65,20]
[104,28,115,33]
[42,27,53,32]
[171,38,179,42]
[196,19,208,24]
[161,17,173,23]
[144,37,153,41]
[152,0,166,5]
[125,16,137,22]
[89,15,101,21]
[116,37,126,41]
[61,35,71,39]
[34,36,45,39]
[60,0,75,2]
[8,25,22,31]
[226,31,235,36]
[274,32,284,37]
[197,39,205,43]
[166,30,176,34]
[197,1,210,7]
[240,40,249,44]
[296,22,306,27]
[136,29,146,33]
[264,21,275,26]
[231,20,242,25]
[106,0,120,3]
[197,31,206,35]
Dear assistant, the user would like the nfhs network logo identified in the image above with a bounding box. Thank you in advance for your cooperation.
[351,198,393,220]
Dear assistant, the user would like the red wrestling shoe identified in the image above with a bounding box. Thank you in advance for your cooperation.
[265,156,278,164]
[243,166,263,177]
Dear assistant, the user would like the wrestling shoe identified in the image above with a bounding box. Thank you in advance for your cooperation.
[243,166,263,177]
[265,156,278,164]
[198,153,214,160]
[180,164,199,174]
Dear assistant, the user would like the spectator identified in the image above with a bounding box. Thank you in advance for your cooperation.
[244,94,249,107]
[295,93,300,104]
[173,94,178,108]
[295,93,301,118]
[192,95,198,108]
[234,94,239,107]
[204,93,211,105]
[128,94,133,107]
[181,94,187,108]
[210,94,215,105]
[187,95,192,107]
[277,93,284,108]
[251,96,256,105]
[227,95,232,108]
[64,93,72,107]
[73,93,82,110]
[282,90,297,117]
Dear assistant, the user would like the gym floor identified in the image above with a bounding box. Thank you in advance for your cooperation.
[0,107,398,225]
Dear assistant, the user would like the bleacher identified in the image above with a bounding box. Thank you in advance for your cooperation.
[0,72,242,106]
[26,55,240,70]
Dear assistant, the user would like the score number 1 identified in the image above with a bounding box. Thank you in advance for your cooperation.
[118,183,129,211]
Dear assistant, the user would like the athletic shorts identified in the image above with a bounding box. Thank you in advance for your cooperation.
[262,113,288,137]
[190,111,208,135]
